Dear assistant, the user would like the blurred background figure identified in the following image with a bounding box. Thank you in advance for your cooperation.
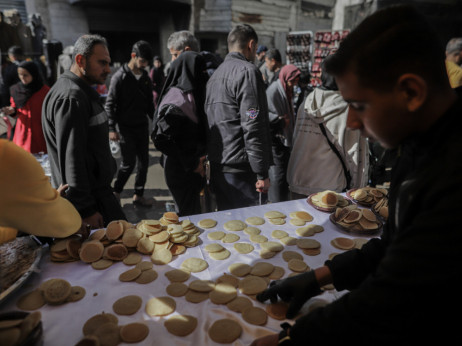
[445,37,462,88]
[149,55,165,109]
[1,60,49,154]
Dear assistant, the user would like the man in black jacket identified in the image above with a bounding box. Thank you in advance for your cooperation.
[254,5,462,345]
[42,34,125,229]
[205,24,272,211]
[105,40,155,207]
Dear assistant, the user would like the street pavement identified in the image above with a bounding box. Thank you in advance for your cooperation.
[113,142,174,224]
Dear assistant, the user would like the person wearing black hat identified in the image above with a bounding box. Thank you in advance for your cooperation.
[255,44,268,68]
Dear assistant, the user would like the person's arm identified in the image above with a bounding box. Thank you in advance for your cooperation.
[0,140,81,238]
[238,68,272,180]
[105,71,120,137]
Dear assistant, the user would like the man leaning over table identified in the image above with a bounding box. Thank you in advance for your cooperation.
[42,34,126,230]
[253,5,462,346]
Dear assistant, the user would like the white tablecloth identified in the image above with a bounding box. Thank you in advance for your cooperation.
[0,198,379,345]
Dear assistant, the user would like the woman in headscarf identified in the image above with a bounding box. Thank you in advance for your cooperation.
[1,60,49,153]
[266,64,301,203]
[151,51,208,216]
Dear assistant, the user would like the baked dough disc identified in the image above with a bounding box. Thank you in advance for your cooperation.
[234,242,254,254]
[166,282,189,297]
[264,211,286,219]
[120,322,149,343]
[271,230,288,239]
[249,234,268,243]
[198,218,217,229]
[282,251,303,262]
[209,249,231,260]
[42,278,72,305]
[16,289,46,311]
[222,233,240,243]
[209,283,237,304]
[296,238,321,249]
[185,290,209,303]
[79,240,104,263]
[260,249,277,259]
[92,322,119,346]
[268,218,286,225]
[239,276,268,295]
[67,286,86,302]
[208,319,242,344]
[266,301,288,320]
[331,237,356,250]
[268,266,285,280]
[289,218,306,226]
[223,220,246,231]
[189,280,215,292]
[279,236,297,246]
[145,296,176,316]
[260,241,283,252]
[245,216,265,226]
[119,268,142,282]
[91,258,113,270]
[151,248,173,265]
[136,261,154,271]
[204,243,225,253]
[250,262,275,276]
[83,313,118,336]
[181,257,208,273]
[123,252,142,265]
[164,269,191,282]
[216,274,240,288]
[112,295,142,315]
[135,269,158,284]
[303,248,321,256]
[244,227,261,235]
[288,259,309,272]
[164,315,198,337]
[242,306,268,325]
[207,231,225,240]
[294,211,314,222]
[229,263,251,277]
[226,296,253,312]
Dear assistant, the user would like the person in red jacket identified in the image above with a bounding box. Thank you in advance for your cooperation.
[1,60,49,154]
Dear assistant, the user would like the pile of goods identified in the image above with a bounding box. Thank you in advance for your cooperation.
[331,205,382,233]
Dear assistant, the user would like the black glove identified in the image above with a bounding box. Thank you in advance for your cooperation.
[256,271,322,319]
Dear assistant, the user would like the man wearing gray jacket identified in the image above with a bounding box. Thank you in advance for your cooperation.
[205,24,272,210]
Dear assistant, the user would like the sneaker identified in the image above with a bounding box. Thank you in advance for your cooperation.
[133,195,154,207]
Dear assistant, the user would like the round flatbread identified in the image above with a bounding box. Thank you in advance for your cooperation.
[119,268,142,282]
[264,211,286,219]
[123,252,142,265]
[135,261,153,271]
[42,278,72,305]
[282,251,303,262]
[91,258,114,271]
[289,218,306,226]
[181,257,208,273]
[92,322,119,346]
[16,289,46,310]
[113,295,142,315]
[216,274,240,288]
[106,220,124,240]
[204,243,225,253]
[234,242,254,254]
[83,313,118,336]
[198,218,217,229]
[221,233,240,243]
[145,296,176,316]
[151,248,173,265]
[166,282,189,297]
[260,249,277,259]
[296,238,321,249]
[268,218,286,225]
[223,220,246,231]
[229,263,251,277]
[249,234,268,243]
[279,236,297,246]
[260,241,283,252]
[209,283,237,304]
[245,216,265,225]
[242,306,267,325]
[165,269,190,282]
[288,259,309,272]
[271,230,288,239]
[226,296,253,313]
[244,227,261,235]
[209,249,231,260]
[250,262,275,276]
[208,319,242,344]
[294,211,314,222]
[268,266,285,280]
[331,237,356,250]
[120,322,149,343]
[135,269,158,284]
[185,290,209,303]
[67,286,86,302]
[79,241,104,263]
[207,231,225,240]
[189,280,215,292]
[239,276,268,295]
[266,301,288,320]
[164,315,197,337]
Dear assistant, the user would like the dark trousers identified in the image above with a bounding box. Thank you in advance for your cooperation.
[94,188,127,226]
[268,142,291,203]
[210,166,267,211]
[113,125,149,196]
[163,155,204,217]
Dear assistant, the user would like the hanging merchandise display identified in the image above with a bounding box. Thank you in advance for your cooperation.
[286,31,313,75]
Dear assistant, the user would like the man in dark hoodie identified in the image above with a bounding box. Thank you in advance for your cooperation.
[105,40,155,207]
[42,34,125,229]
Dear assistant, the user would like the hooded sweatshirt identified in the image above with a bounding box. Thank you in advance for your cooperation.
[287,88,369,195]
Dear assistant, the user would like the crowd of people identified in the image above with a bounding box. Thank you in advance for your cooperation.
[1,3,462,344]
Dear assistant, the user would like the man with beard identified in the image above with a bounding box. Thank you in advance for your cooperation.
[42,34,126,229]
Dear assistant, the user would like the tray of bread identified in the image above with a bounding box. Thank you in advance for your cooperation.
[0,236,42,304]
[307,190,351,212]
[329,205,383,235]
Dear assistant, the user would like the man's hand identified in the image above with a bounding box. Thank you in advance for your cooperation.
[256,178,270,193]
[57,183,69,197]
[193,156,206,177]
[109,131,120,141]
[1,106,15,116]
[76,222,90,240]
[257,271,322,319]
[250,334,279,346]
[83,212,104,230]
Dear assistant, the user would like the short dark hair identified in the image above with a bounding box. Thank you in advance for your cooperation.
[132,40,153,61]
[72,34,108,63]
[324,5,447,91]
[265,48,281,63]
[228,24,258,50]
[8,45,23,58]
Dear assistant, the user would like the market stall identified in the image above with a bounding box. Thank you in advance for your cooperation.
[0,190,385,345]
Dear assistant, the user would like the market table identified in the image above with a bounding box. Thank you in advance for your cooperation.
[0,197,381,345]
